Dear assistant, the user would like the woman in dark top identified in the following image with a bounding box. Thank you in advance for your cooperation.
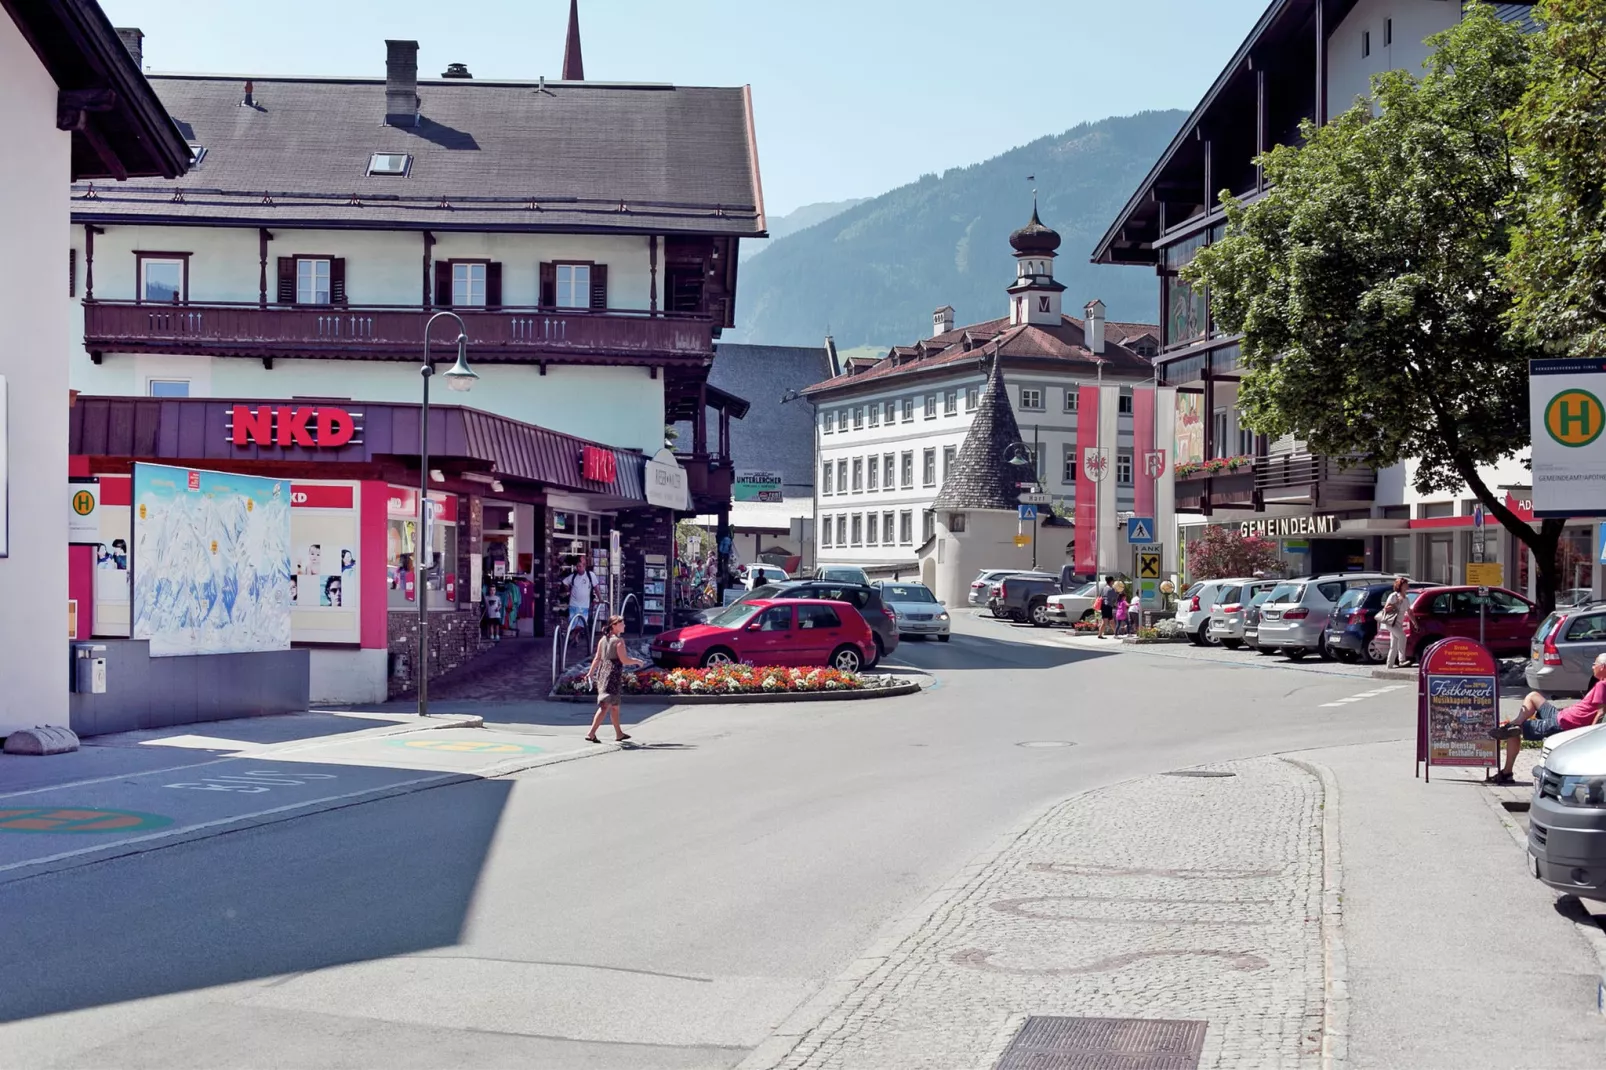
[586,615,643,743]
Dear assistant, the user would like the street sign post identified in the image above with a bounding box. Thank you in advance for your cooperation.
[1019,492,1052,505]
[1137,549,1163,614]
[1017,504,1038,520]
[1013,534,1030,547]
[1126,516,1157,545]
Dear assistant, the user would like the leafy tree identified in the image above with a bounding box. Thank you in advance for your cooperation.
[1185,525,1282,581]
[1505,0,1606,356]
[1183,6,1567,610]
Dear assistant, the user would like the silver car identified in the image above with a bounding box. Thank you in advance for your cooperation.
[876,581,951,641]
[1529,726,1606,902]
[969,568,1030,607]
[1175,577,1257,646]
[1255,573,1397,660]
[1207,580,1278,649]
[1528,604,1606,696]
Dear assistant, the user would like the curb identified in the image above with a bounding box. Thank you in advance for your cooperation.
[1472,765,1606,1017]
[1282,757,1350,1070]
[546,679,925,705]
[0,723,610,887]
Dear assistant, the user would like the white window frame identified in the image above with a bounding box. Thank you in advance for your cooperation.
[147,378,191,398]
[867,457,879,492]
[555,263,591,309]
[822,462,833,496]
[837,459,848,492]
[866,513,878,546]
[296,258,331,305]
[922,448,937,487]
[965,386,978,412]
[902,398,914,423]
[1117,451,1134,486]
[882,453,895,488]
[942,445,956,482]
[1064,389,1078,413]
[452,262,487,308]
[852,458,863,492]
[823,411,834,433]
[1118,392,1134,415]
[882,511,895,545]
[899,510,913,544]
[924,394,937,420]
[851,514,863,546]
[1063,445,1077,485]
[944,391,958,416]
[1020,387,1044,411]
[821,516,833,547]
[868,402,881,427]
[139,257,185,303]
[836,515,847,546]
[900,451,914,489]
[853,407,865,430]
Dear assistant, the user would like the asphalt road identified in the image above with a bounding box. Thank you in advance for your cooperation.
[0,613,1420,1069]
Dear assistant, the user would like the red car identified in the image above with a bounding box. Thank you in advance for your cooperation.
[650,598,876,671]
[1402,585,1538,657]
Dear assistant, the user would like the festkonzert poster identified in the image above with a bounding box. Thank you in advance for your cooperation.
[131,463,292,657]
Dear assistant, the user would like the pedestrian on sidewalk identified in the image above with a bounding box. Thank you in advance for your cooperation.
[1113,589,1131,636]
[586,615,643,744]
[563,559,600,629]
[1379,575,1415,668]
[1489,654,1606,782]
[1097,575,1117,638]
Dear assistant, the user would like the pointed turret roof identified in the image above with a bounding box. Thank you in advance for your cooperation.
[562,0,585,81]
[933,349,1029,511]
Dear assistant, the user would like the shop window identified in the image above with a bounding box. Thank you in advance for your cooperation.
[1385,535,1410,575]
[387,489,458,610]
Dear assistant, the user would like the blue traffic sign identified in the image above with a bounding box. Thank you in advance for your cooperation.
[1018,504,1038,520]
[1126,516,1157,544]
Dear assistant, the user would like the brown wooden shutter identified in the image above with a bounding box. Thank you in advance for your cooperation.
[589,264,608,310]
[486,262,502,309]
[434,260,453,308]
[330,258,347,305]
[539,261,556,308]
[277,257,296,304]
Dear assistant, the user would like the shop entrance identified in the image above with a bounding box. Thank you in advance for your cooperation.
[1309,538,1367,574]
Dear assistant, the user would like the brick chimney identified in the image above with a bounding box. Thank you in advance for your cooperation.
[1084,298,1106,355]
[385,40,420,127]
[115,27,143,69]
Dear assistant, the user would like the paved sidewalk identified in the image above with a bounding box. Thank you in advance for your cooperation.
[743,757,1329,1069]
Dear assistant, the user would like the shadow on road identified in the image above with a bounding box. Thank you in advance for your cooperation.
[0,774,511,1024]
[884,629,1115,673]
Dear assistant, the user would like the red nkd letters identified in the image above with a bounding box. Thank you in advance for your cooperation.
[231,405,356,449]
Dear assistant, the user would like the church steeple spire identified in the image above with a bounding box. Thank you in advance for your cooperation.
[562,0,585,81]
[1006,199,1065,326]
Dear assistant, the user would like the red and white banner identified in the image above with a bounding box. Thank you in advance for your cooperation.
[1074,384,1101,573]
[1132,387,1156,519]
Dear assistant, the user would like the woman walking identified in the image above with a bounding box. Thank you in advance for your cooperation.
[586,615,642,743]
[1379,576,1415,669]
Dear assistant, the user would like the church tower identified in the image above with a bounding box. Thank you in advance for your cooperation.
[1006,200,1065,327]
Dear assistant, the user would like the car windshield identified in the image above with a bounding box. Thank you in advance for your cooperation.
[1250,589,1275,607]
[1266,582,1305,604]
[881,584,935,602]
[706,602,765,629]
[1074,582,1098,596]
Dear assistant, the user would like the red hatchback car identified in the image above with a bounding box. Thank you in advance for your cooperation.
[1402,585,1538,657]
[650,598,876,672]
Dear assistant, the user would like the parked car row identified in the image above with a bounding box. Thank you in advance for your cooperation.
[1181,573,1543,664]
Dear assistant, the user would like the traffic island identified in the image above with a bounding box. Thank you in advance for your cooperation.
[549,664,925,704]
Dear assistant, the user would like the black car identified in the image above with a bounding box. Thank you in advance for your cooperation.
[1326,583,1396,663]
[692,581,899,666]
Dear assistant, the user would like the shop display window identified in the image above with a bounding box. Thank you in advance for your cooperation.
[386,487,458,609]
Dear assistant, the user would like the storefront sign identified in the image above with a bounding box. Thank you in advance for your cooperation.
[645,449,690,509]
[229,405,359,449]
[69,479,100,543]
[580,446,618,484]
[1239,514,1339,538]
[1530,359,1606,516]
[1416,637,1499,781]
[735,469,782,503]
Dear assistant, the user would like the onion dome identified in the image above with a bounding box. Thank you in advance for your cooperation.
[1009,205,1061,255]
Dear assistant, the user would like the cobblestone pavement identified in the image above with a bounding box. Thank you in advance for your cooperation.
[745,757,1328,1070]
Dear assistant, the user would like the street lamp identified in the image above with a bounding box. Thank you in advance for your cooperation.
[1005,440,1039,568]
[417,310,478,718]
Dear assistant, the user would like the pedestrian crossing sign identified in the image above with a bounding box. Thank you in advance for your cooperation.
[1127,516,1157,544]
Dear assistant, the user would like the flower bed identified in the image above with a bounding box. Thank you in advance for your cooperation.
[553,664,872,697]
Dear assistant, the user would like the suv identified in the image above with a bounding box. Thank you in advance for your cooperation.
[1176,578,1257,646]
[1207,580,1279,649]
[1255,573,1396,659]
[969,568,1042,607]
[1530,603,1606,696]
[695,580,898,665]
[992,569,1087,626]
[1528,727,1606,902]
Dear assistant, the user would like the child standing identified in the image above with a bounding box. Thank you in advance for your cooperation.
[483,585,503,641]
[1114,590,1131,636]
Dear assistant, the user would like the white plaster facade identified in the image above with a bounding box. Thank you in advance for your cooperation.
[0,14,72,735]
[69,227,669,453]
[1326,0,1461,115]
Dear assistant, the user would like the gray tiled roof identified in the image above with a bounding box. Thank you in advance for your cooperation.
[933,354,1028,511]
[70,75,764,235]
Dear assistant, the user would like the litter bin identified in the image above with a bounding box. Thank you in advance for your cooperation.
[72,644,107,694]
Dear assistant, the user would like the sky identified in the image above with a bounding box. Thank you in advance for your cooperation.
[100,0,1273,218]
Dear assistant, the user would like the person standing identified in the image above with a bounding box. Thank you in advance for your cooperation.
[1114,589,1131,636]
[1379,575,1415,668]
[563,560,599,628]
[586,615,642,743]
[1097,575,1118,638]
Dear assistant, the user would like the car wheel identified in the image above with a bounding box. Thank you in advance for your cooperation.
[1029,600,1051,627]
[700,647,737,668]
[938,634,951,643]
[1362,637,1387,665]
[1317,637,1335,661]
[1285,648,1307,661]
[991,608,1007,619]
[1009,610,1026,623]
[1196,625,1218,647]
[1222,639,1243,650]
[830,645,863,673]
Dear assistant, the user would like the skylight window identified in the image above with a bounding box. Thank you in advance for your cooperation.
[367,153,412,177]
[186,143,207,169]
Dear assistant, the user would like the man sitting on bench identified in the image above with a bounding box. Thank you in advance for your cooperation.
[1489,653,1606,783]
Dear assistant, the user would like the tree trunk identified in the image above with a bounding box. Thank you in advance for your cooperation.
[1456,460,1565,615]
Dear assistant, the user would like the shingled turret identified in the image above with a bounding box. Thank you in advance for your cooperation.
[933,350,1027,511]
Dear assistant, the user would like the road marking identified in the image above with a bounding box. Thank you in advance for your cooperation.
[0,807,173,834]
[1318,684,1408,708]
[164,769,340,792]
[388,739,546,755]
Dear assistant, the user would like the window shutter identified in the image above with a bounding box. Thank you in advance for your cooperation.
[539,261,556,308]
[277,257,296,304]
[330,258,347,305]
[589,264,608,310]
[486,261,503,309]
[434,260,453,308]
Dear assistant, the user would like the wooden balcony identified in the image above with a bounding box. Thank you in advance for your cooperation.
[677,453,734,509]
[82,301,715,367]
[1176,469,1256,512]
[1256,453,1375,507]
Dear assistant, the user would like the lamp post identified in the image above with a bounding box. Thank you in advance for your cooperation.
[1004,440,1036,569]
[417,310,479,718]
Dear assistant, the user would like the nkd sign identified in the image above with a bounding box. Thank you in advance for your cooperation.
[1239,514,1340,539]
[229,405,361,449]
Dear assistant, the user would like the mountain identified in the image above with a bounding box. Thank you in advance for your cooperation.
[728,110,1186,349]
[739,199,868,262]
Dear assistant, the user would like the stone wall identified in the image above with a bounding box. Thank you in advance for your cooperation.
[387,608,495,698]
[614,508,674,634]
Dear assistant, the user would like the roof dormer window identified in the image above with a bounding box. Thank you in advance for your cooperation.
[367,152,412,177]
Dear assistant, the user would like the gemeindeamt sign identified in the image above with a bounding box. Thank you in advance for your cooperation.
[1239,514,1339,538]
[1530,358,1606,517]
